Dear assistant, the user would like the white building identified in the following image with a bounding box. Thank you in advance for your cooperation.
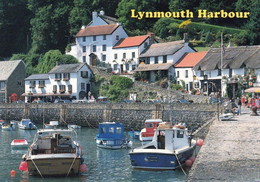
[135,40,195,82]
[193,46,260,97]
[174,51,207,91]
[23,63,93,102]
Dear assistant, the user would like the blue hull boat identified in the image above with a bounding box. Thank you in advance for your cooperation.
[129,123,196,170]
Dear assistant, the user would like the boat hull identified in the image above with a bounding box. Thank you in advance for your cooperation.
[96,139,130,149]
[26,157,81,176]
[129,147,194,170]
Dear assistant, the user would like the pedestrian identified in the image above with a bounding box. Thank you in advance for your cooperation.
[238,98,242,115]
[241,95,245,106]
[248,97,251,108]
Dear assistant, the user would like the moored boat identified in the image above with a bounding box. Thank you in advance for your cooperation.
[128,130,140,139]
[44,121,59,129]
[129,122,196,170]
[139,119,162,142]
[68,124,81,129]
[96,122,132,149]
[18,119,37,130]
[21,129,86,177]
[11,139,28,149]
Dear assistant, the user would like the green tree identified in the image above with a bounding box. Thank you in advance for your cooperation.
[91,0,121,17]
[28,0,74,54]
[37,50,78,73]
[0,0,32,57]
[169,0,200,12]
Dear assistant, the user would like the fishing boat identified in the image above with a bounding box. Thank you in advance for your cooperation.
[18,119,37,130]
[0,120,4,128]
[68,124,81,129]
[21,129,86,177]
[44,121,59,129]
[11,139,28,149]
[129,122,196,170]
[139,119,162,142]
[2,125,13,131]
[128,130,140,139]
[96,122,132,149]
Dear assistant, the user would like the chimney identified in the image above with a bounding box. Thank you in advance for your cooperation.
[81,25,86,30]
[92,11,98,23]
[183,33,189,43]
[147,32,155,45]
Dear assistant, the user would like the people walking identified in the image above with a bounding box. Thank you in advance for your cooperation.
[238,98,242,115]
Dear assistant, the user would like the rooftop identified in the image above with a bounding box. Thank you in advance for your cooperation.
[0,60,25,81]
[25,74,49,81]
[76,24,119,37]
[140,40,184,57]
[113,35,149,49]
[49,63,86,74]
[135,63,174,72]
[175,51,207,68]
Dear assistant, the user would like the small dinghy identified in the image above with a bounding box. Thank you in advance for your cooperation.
[11,139,28,149]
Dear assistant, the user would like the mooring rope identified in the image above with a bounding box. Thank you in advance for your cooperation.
[66,148,78,177]
[174,152,187,176]
[31,158,44,179]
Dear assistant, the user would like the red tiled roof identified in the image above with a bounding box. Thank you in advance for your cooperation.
[113,35,149,48]
[175,51,207,68]
[76,24,119,37]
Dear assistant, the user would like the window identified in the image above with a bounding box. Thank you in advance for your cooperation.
[68,85,72,92]
[81,83,85,90]
[82,56,86,62]
[218,69,221,76]
[83,37,86,42]
[200,70,204,76]
[163,55,167,63]
[53,85,57,92]
[177,71,179,78]
[146,57,150,64]
[39,80,45,88]
[146,123,154,128]
[102,44,106,51]
[103,35,106,40]
[81,71,88,78]
[125,64,129,71]
[114,53,117,59]
[55,73,62,81]
[93,45,96,52]
[194,82,199,88]
[29,81,35,88]
[229,69,232,78]
[154,56,158,64]
[132,52,135,58]
[0,82,5,90]
[114,64,118,70]
[144,42,148,48]
[116,127,122,134]
[109,127,114,133]
[102,54,106,61]
[63,73,70,81]
[83,46,86,53]
[123,53,126,58]
[116,35,119,40]
[93,36,96,41]
[59,85,66,93]
[102,127,106,133]
[189,82,193,90]
[177,130,184,138]
[132,65,136,70]
[185,70,188,78]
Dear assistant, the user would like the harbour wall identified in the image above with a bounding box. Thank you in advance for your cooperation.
[0,103,220,131]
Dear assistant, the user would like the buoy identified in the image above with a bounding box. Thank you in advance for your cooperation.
[11,170,16,177]
[197,138,204,147]
[189,157,195,163]
[19,161,28,171]
[79,163,87,173]
[185,159,192,167]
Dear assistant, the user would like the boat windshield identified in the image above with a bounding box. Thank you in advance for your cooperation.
[34,129,77,142]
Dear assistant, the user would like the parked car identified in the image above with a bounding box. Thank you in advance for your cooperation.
[54,99,71,103]
[72,100,88,103]
[32,100,44,104]
[143,99,161,103]
[96,96,110,103]
[15,100,25,103]
[119,100,133,103]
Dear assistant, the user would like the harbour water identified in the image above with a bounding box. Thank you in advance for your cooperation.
[0,125,186,182]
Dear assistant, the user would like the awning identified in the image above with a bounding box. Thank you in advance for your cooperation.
[135,63,173,72]
[245,87,260,93]
[21,93,71,97]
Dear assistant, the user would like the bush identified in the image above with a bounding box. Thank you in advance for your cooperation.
[171,84,183,91]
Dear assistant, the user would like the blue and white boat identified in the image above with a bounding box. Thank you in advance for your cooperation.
[96,122,132,149]
[18,119,37,130]
[128,130,140,139]
[129,122,196,170]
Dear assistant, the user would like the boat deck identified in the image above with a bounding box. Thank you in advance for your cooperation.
[187,107,260,181]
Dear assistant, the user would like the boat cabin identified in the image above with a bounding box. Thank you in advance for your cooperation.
[97,122,124,140]
[143,119,162,137]
[31,129,77,155]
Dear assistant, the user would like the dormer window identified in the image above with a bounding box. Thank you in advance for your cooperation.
[29,81,36,88]
[55,73,62,81]
[63,73,70,81]
[93,36,96,41]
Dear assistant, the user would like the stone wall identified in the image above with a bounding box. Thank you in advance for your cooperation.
[0,103,220,131]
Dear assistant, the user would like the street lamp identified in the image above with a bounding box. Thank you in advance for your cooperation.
[209,81,220,121]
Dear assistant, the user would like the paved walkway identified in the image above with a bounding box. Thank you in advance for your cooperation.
[187,107,260,181]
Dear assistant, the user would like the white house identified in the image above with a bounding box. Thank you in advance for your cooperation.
[112,35,151,73]
[23,63,93,102]
[193,45,260,97]
[174,51,207,92]
[135,40,195,82]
